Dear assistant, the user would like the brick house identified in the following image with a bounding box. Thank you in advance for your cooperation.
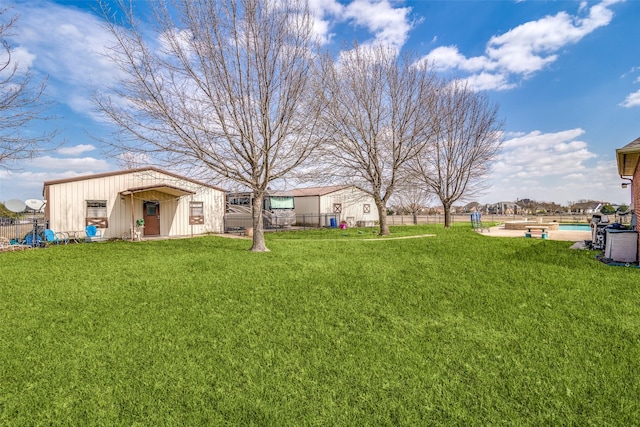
[616,137,640,261]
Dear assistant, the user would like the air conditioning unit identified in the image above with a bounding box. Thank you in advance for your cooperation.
[604,230,638,263]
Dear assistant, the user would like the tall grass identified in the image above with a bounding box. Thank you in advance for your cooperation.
[1,225,638,425]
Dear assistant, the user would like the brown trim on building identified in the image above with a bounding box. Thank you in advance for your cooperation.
[616,137,640,177]
[189,216,205,225]
[86,217,108,228]
[120,184,196,197]
[42,167,225,192]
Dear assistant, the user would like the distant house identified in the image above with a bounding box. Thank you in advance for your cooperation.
[43,167,225,240]
[486,202,520,215]
[586,203,604,214]
[289,185,379,227]
[616,137,640,261]
[571,200,604,214]
[430,206,445,215]
[462,202,482,213]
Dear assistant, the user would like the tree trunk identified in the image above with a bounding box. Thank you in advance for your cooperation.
[443,203,452,228]
[250,193,269,252]
[377,201,390,236]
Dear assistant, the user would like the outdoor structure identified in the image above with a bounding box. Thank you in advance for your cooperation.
[225,190,296,231]
[43,167,225,240]
[616,137,640,261]
[290,185,379,227]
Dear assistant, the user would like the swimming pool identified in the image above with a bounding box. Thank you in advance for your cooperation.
[559,224,591,231]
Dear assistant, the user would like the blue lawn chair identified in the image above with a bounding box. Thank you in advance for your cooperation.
[85,225,104,242]
[44,229,68,245]
[24,234,44,247]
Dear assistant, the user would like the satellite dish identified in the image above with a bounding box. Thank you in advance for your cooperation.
[5,199,26,213]
[25,199,46,211]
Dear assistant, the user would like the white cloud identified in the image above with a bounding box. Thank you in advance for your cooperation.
[7,1,122,111]
[30,156,111,172]
[0,170,51,200]
[620,66,640,82]
[291,0,342,45]
[425,46,468,71]
[579,1,589,13]
[0,168,108,201]
[620,89,640,108]
[308,0,344,16]
[502,128,586,149]
[0,46,36,78]
[420,0,623,91]
[0,160,116,202]
[311,17,333,45]
[459,72,515,92]
[57,145,96,156]
[479,129,628,204]
[343,0,413,49]
[302,0,414,49]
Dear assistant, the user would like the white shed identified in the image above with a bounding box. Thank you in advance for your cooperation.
[43,167,225,240]
[290,185,379,227]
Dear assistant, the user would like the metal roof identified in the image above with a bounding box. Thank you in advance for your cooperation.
[289,185,351,197]
[42,167,225,192]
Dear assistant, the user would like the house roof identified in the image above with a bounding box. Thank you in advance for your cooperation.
[42,167,226,192]
[616,137,640,177]
[289,185,351,197]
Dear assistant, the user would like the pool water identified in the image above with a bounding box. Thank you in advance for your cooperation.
[559,224,591,231]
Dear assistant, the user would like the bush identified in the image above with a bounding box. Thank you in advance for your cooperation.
[600,204,616,215]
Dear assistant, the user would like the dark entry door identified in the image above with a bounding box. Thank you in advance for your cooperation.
[143,201,160,236]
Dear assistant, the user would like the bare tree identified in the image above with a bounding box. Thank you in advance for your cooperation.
[317,43,438,235]
[390,184,431,224]
[411,80,503,228]
[96,0,324,251]
[0,9,57,169]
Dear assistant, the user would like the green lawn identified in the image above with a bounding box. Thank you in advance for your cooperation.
[1,225,639,425]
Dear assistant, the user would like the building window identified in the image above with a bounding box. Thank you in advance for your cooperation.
[189,201,205,225]
[363,204,371,213]
[86,200,108,228]
[333,203,342,213]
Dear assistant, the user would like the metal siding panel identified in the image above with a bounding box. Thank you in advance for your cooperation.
[292,196,317,215]
[320,187,378,222]
[320,195,332,214]
[198,187,225,234]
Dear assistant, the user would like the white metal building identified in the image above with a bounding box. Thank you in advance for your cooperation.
[43,167,225,240]
[290,185,379,227]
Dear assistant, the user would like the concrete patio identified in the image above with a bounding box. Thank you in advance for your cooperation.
[477,224,591,242]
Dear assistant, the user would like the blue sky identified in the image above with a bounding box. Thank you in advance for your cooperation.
[1,0,639,206]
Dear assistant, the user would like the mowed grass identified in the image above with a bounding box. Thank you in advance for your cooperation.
[1,225,639,425]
